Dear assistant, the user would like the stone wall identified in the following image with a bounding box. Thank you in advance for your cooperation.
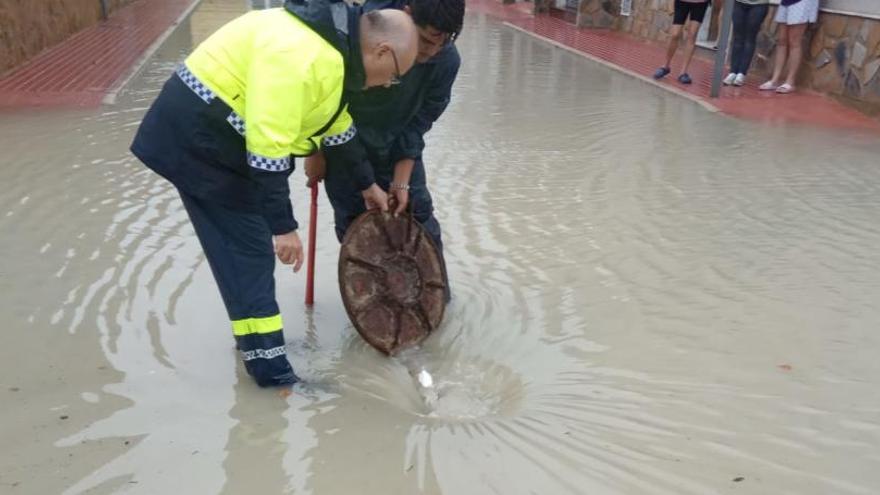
[798,12,880,109]
[534,0,552,14]
[0,0,132,76]
[570,0,880,112]
[577,0,622,29]
[578,0,675,41]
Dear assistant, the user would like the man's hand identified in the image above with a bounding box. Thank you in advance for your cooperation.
[390,185,409,217]
[391,158,415,217]
[362,183,389,212]
[304,152,326,188]
[274,231,304,272]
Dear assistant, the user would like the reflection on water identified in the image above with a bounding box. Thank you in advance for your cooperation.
[1,1,880,494]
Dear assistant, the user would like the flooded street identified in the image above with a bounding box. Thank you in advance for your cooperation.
[2,1,880,494]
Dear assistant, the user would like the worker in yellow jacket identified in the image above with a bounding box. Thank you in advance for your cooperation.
[131,0,418,388]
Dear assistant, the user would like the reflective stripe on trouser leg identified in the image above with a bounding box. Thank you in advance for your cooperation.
[178,191,298,387]
[232,314,297,387]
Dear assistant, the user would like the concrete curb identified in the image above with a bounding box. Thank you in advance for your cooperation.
[502,21,721,115]
[103,0,203,105]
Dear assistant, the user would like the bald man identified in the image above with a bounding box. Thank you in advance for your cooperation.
[130,1,418,388]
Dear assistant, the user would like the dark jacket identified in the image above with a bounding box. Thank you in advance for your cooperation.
[363,0,459,165]
[333,0,461,179]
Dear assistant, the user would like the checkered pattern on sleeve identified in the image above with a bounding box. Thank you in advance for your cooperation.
[177,65,247,137]
[247,152,291,172]
[226,112,246,136]
[321,125,357,147]
[176,65,216,104]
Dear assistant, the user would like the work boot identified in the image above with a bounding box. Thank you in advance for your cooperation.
[246,355,300,388]
[236,333,301,387]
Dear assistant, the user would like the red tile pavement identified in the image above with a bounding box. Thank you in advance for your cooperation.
[469,0,880,133]
[0,0,198,108]
[2,0,877,133]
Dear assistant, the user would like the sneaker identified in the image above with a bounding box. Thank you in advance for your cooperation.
[722,73,737,85]
[678,73,692,85]
[653,66,671,80]
[734,73,746,86]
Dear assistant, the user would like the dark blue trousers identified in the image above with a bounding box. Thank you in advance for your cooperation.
[731,2,769,75]
[179,190,298,387]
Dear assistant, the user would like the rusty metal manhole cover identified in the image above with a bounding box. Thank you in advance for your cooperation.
[339,210,446,355]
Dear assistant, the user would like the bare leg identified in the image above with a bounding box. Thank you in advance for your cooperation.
[665,24,684,68]
[680,20,701,75]
[770,24,789,84]
[784,23,807,86]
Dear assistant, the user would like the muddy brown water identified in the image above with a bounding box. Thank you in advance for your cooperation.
[2,2,880,494]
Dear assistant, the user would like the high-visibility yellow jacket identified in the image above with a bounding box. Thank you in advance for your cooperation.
[186,7,353,163]
[131,4,364,235]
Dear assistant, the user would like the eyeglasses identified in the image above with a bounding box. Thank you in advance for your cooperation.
[417,28,454,51]
[389,47,402,86]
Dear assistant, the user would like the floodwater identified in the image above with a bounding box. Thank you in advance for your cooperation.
[2,1,880,494]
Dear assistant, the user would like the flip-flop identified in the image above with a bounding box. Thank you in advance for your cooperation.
[776,83,795,94]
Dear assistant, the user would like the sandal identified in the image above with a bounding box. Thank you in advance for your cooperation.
[775,83,795,94]
[759,81,778,91]
[653,66,671,80]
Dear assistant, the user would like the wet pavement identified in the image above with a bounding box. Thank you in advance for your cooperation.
[468,0,880,133]
[2,1,880,494]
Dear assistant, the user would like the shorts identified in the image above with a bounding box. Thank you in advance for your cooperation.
[673,0,709,25]
[775,0,819,25]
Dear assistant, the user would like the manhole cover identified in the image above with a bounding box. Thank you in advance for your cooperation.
[339,210,446,355]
